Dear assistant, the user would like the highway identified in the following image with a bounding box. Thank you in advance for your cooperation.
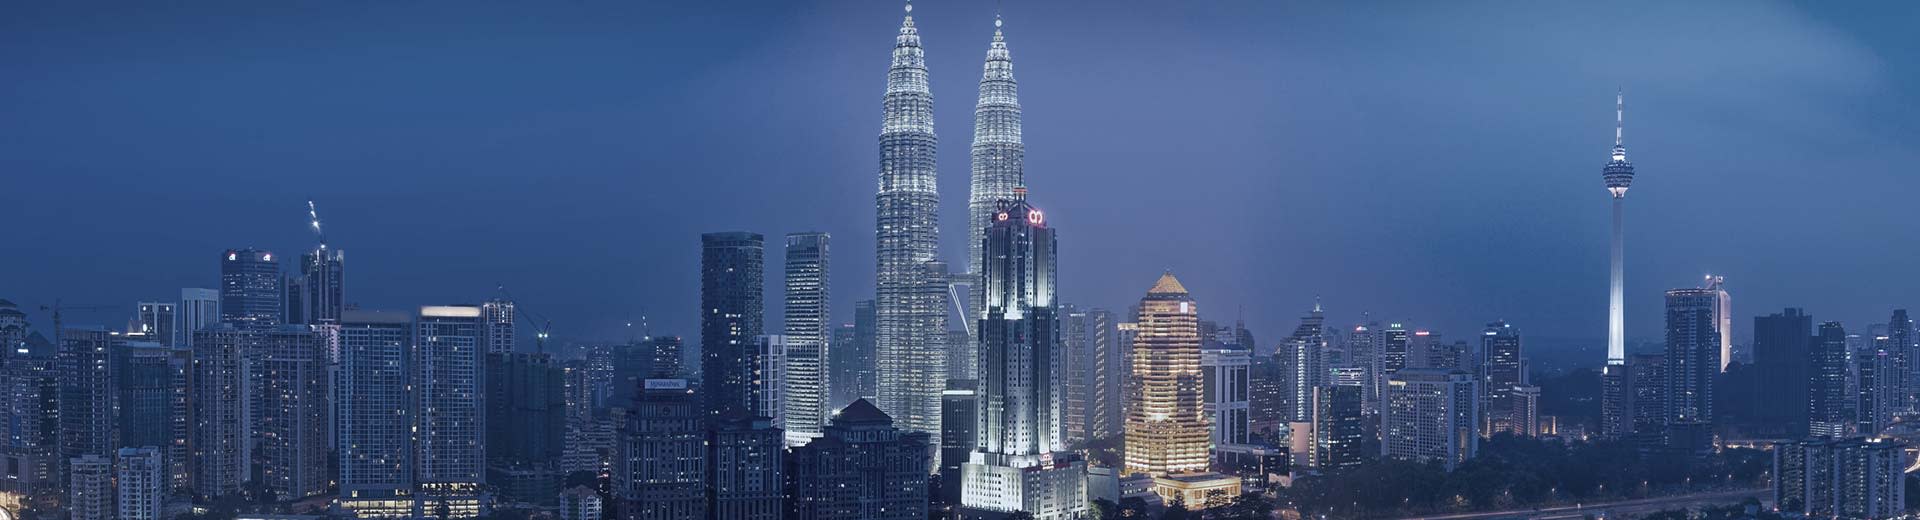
[1392,488,1767,520]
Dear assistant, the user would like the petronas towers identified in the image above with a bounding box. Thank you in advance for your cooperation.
[872,2,1030,468]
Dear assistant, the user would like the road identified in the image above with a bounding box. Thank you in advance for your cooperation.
[1392,488,1768,520]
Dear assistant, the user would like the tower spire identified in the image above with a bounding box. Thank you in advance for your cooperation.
[306,200,327,250]
[1615,88,1624,146]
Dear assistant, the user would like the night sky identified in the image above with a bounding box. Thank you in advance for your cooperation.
[4,1,1918,360]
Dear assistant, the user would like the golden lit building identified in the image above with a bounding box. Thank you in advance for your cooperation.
[1152,472,1242,509]
[1124,273,1211,478]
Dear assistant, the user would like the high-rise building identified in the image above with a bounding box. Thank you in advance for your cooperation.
[1600,92,1635,440]
[115,447,163,520]
[709,418,783,520]
[1,350,60,498]
[830,301,878,409]
[338,310,416,519]
[967,11,1025,349]
[787,399,931,520]
[1858,340,1896,435]
[220,248,281,327]
[1201,347,1251,447]
[1378,322,1411,405]
[1664,287,1720,425]
[1627,352,1668,443]
[1312,384,1365,473]
[486,352,567,507]
[1247,356,1287,439]
[1510,385,1542,438]
[290,246,345,327]
[191,325,249,499]
[58,329,118,466]
[701,232,764,422]
[177,288,220,350]
[944,329,973,385]
[1703,276,1730,372]
[1753,309,1814,433]
[873,1,948,451]
[756,335,786,426]
[1479,321,1524,435]
[255,326,332,501]
[115,342,190,493]
[1885,310,1914,413]
[614,377,705,520]
[1280,303,1327,423]
[1382,368,1478,471]
[68,454,112,520]
[1061,306,1091,447]
[960,195,1087,519]
[783,232,831,446]
[481,299,515,354]
[1774,437,1905,519]
[414,305,485,518]
[1124,273,1210,477]
[827,325,858,409]
[938,380,977,510]
[1344,322,1381,415]
[1810,322,1852,437]
[1089,308,1124,440]
[134,302,175,347]
[559,485,603,520]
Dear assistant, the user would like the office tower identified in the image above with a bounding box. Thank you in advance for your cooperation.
[827,324,858,408]
[1124,273,1210,477]
[250,326,332,502]
[788,399,931,520]
[830,300,878,409]
[1343,322,1380,414]
[559,485,603,520]
[1859,343,1896,435]
[0,300,25,361]
[486,352,567,507]
[560,360,600,477]
[938,380,977,509]
[1600,92,1635,440]
[1703,276,1731,372]
[1382,368,1479,471]
[1201,347,1251,447]
[1312,384,1364,473]
[191,326,248,499]
[701,232,765,421]
[586,344,616,407]
[414,305,485,518]
[1247,357,1287,438]
[945,329,973,382]
[1,352,59,498]
[134,303,175,347]
[1664,287,1719,424]
[291,247,345,327]
[709,418,783,520]
[59,329,117,466]
[783,232,831,446]
[1281,302,1326,423]
[1511,385,1542,438]
[1627,352,1668,441]
[220,248,281,327]
[1774,438,1906,519]
[1886,310,1914,412]
[177,289,219,350]
[481,299,515,354]
[115,447,163,520]
[1378,322,1411,404]
[115,343,190,493]
[874,1,948,450]
[1060,305,1091,447]
[968,11,1025,344]
[613,377,705,520]
[1480,321,1524,434]
[1089,308,1124,439]
[756,335,786,426]
[68,454,112,520]
[337,310,416,518]
[961,195,1088,519]
[1811,322,1852,437]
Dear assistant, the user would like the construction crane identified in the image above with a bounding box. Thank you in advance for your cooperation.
[494,284,553,353]
[37,300,124,346]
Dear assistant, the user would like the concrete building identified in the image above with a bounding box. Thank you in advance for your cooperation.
[1125,273,1210,477]
[337,310,416,518]
[414,305,486,518]
[115,447,164,520]
[787,399,930,520]
[1382,368,1478,471]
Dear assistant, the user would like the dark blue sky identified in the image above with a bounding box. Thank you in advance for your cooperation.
[4,1,1918,356]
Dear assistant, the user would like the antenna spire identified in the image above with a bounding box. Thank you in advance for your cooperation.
[1615,88,1624,146]
[306,200,327,249]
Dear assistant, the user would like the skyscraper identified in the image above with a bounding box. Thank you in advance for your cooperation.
[1704,275,1731,372]
[482,299,515,354]
[787,399,931,520]
[338,310,416,519]
[58,329,117,466]
[961,195,1087,519]
[1479,321,1523,434]
[614,378,705,520]
[700,232,764,422]
[191,325,249,499]
[1664,287,1719,425]
[115,447,163,520]
[220,248,281,327]
[114,342,190,493]
[415,305,485,518]
[783,232,831,446]
[1281,302,1327,423]
[1811,322,1851,437]
[1755,309,1813,433]
[1201,346,1252,449]
[256,325,332,501]
[967,12,1024,335]
[1125,273,1210,477]
[177,288,219,350]
[1088,308,1123,440]
[1312,384,1364,473]
[1,349,61,498]
[134,302,175,347]
[68,454,111,520]
[938,380,977,510]
[1382,368,1479,471]
[1600,92,1635,440]
[485,352,567,507]
[707,418,784,520]
[1886,310,1914,413]
[755,335,786,426]
[1060,305,1091,447]
[874,1,948,449]
[830,301,878,409]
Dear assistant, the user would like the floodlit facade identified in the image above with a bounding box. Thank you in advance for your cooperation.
[783,232,832,446]
[1125,273,1210,477]
[1600,92,1635,440]
[1281,303,1326,423]
[874,1,949,453]
[967,13,1025,335]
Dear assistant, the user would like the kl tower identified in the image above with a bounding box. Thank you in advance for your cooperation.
[1599,90,1636,439]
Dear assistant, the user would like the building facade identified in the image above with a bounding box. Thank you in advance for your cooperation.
[1124,273,1210,477]
[414,305,485,518]
[338,310,416,518]
[220,248,281,327]
[787,399,930,520]
[1382,368,1478,471]
[701,232,764,422]
[783,232,831,446]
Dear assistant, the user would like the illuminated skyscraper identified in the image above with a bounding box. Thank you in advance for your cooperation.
[481,299,515,354]
[1382,369,1478,471]
[783,232,831,446]
[134,303,175,347]
[701,232,765,422]
[968,12,1024,333]
[177,288,219,350]
[290,201,345,326]
[1124,273,1209,477]
[960,195,1087,519]
[1601,91,1636,439]
[1664,287,1719,425]
[219,248,281,327]
[415,305,485,518]
[256,326,332,501]
[1705,276,1730,372]
[338,310,417,518]
[1810,322,1851,437]
[1088,308,1123,440]
[874,1,948,448]
[1281,302,1326,423]
[116,447,164,520]
[1480,321,1524,434]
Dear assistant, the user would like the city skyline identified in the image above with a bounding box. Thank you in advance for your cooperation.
[6,2,1920,355]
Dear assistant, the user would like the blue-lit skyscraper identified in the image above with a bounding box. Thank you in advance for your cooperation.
[414,305,485,518]
[874,1,948,448]
[700,232,764,422]
[220,248,281,327]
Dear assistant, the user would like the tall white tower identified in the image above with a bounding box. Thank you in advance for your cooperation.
[1603,91,1634,365]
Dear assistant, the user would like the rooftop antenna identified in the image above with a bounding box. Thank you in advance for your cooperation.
[307,200,327,250]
